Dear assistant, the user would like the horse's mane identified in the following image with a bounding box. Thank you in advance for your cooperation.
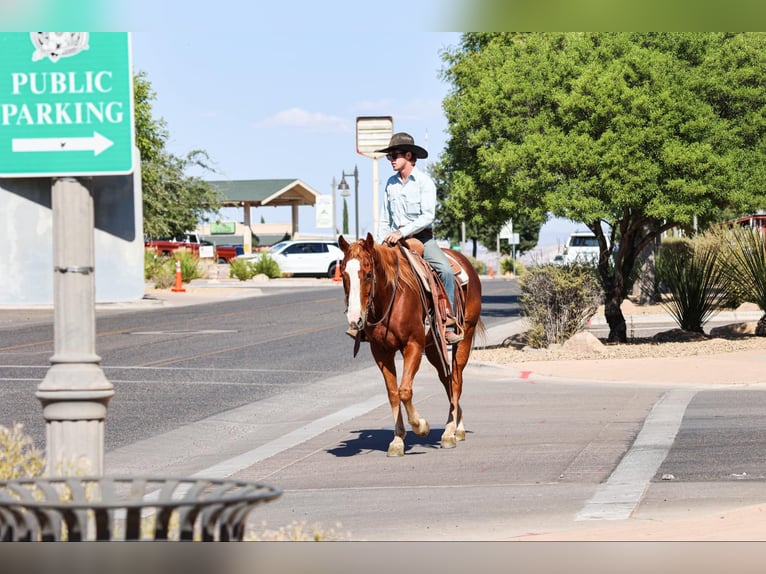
[373,242,419,294]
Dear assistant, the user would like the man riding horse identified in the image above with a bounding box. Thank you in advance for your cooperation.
[346,132,462,345]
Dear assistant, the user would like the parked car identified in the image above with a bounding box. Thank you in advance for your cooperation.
[551,254,565,266]
[236,240,343,278]
[562,231,601,265]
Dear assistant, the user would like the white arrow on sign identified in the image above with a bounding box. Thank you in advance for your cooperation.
[11,131,114,156]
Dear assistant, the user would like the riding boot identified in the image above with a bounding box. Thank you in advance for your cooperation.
[442,309,463,344]
[346,326,367,342]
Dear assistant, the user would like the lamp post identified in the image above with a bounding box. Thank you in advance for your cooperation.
[338,165,359,240]
[331,176,337,236]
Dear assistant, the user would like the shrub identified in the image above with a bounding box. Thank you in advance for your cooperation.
[717,226,766,335]
[229,258,257,281]
[520,263,602,348]
[252,253,281,278]
[174,249,204,282]
[466,256,487,276]
[152,261,176,289]
[654,235,730,333]
[0,423,45,479]
[144,248,164,281]
[500,256,526,277]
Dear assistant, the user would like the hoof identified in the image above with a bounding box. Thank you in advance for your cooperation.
[413,419,430,437]
[387,437,405,457]
[440,435,457,449]
[455,428,466,442]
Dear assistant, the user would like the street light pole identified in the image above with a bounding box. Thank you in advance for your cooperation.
[331,176,337,236]
[338,165,359,239]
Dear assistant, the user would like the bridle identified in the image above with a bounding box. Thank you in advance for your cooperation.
[346,246,401,331]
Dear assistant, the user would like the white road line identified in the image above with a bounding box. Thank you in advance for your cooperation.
[576,387,697,521]
[190,395,387,480]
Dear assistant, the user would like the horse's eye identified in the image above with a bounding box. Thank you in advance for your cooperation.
[365,272,373,280]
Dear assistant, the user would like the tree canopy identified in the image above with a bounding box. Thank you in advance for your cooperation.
[134,71,222,239]
[438,32,766,341]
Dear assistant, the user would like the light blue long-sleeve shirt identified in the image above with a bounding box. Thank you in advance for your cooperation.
[376,166,436,242]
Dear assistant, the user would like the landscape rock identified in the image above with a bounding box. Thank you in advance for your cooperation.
[652,329,709,343]
[562,331,605,353]
[709,322,757,337]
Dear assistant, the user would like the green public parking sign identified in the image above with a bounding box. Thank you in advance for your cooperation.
[0,33,134,177]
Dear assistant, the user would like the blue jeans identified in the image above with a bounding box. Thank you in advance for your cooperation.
[422,238,456,316]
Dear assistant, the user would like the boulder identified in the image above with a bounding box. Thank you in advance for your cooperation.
[562,331,605,353]
[709,322,756,338]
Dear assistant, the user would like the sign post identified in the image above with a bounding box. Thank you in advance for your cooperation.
[0,33,134,475]
[356,116,393,238]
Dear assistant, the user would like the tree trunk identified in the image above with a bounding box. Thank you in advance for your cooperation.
[604,288,627,343]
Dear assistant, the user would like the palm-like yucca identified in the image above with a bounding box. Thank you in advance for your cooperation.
[654,236,730,333]
[718,226,766,335]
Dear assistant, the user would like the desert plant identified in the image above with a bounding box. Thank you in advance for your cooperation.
[520,263,602,348]
[174,249,204,282]
[653,235,730,333]
[144,248,164,281]
[251,253,281,278]
[500,256,526,277]
[246,520,347,541]
[150,259,176,289]
[466,256,487,276]
[0,423,45,479]
[717,226,766,334]
[229,257,257,281]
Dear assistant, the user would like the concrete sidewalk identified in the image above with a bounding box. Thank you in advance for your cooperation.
[122,282,766,540]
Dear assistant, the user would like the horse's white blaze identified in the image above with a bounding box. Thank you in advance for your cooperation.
[345,258,363,325]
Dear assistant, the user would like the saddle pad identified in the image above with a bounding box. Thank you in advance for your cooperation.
[401,248,470,290]
[401,247,434,292]
[446,253,470,286]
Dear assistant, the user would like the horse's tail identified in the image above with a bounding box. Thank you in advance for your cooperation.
[469,318,487,349]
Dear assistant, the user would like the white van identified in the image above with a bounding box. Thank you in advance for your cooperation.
[563,231,601,265]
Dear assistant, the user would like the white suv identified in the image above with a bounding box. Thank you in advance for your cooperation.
[237,240,343,278]
[563,232,601,265]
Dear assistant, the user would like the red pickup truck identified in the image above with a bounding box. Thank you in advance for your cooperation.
[145,233,241,263]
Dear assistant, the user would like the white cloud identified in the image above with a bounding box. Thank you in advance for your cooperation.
[256,107,349,131]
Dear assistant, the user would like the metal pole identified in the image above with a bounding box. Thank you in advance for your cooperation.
[36,177,114,476]
[331,176,337,237]
[372,158,379,237]
[353,165,359,240]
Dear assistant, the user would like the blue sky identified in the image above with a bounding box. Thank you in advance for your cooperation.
[125,5,593,250]
[130,29,581,249]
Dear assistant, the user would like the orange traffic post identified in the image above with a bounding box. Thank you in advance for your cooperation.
[333,260,342,282]
[171,259,186,293]
[488,265,494,278]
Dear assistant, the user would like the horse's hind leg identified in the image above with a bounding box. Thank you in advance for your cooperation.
[371,346,406,456]
[451,325,475,443]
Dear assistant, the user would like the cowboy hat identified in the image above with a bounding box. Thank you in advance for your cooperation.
[375,132,428,159]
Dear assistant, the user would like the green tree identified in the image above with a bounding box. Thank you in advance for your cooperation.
[431,159,541,257]
[134,71,223,239]
[440,32,766,342]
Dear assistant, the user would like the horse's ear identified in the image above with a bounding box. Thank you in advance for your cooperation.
[364,232,376,250]
[338,235,350,253]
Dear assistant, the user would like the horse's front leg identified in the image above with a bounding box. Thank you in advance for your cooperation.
[371,346,406,456]
[399,342,430,439]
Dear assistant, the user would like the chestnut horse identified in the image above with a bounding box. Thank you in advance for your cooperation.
[338,233,483,456]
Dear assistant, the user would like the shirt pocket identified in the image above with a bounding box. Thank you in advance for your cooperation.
[404,190,421,215]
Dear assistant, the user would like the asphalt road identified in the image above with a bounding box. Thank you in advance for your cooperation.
[0,278,522,452]
[4,278,766,541]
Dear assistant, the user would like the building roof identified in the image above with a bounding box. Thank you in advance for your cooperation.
[208,179,321,207]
